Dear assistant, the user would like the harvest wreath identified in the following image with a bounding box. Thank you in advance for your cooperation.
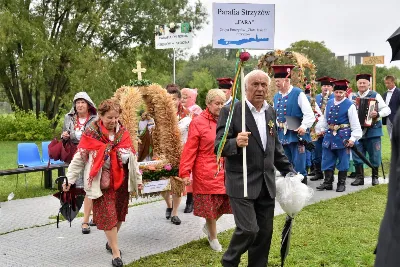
[257,50,320,139]
[113,79,184,196]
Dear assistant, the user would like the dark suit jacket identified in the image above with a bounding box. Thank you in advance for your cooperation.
[383,88,400,124]
[375,109,400,267]
[215,102,294,199]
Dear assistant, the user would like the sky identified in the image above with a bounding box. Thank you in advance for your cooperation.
[188,0,400,68]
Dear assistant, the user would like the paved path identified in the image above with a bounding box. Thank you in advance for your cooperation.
[0,176,387,267]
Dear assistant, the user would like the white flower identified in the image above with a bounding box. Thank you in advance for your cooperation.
[169,22,175,29]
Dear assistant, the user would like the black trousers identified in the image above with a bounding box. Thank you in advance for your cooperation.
[222,182,275,267]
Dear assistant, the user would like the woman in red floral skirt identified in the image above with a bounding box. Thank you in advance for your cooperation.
[63,99,143,267]
[179,89,232,252]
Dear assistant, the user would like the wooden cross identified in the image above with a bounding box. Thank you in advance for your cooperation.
[132,61,146,80]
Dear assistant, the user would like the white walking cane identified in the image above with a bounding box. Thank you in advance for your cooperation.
[241,68,248,198]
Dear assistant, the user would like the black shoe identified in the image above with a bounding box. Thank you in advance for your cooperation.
[347,172,357,178]
[106,242,111,252]
[372,168,379,186]
[171,216,181,225]
[351,165,364,186]
[301,176,307,185]
[307,165,315,176]
[112,257,123,267]
[81,223,90,234]
[317,170,334,191]
[165,208,173,219]
[184,203,193,213]
[316,183,333,190]
[336,171,347,192]
[351,178,364,186]
[310,172,323,181]
[89,219,96,227]
[106,243,122,256]
[336,184,346,192]
[310,164,323,181]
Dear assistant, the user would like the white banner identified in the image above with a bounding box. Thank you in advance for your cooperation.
[155,22,193,49]
[212,3,275,49]
[142,179,171,194]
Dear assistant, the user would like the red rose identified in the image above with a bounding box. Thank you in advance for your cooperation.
[240,51,250,62]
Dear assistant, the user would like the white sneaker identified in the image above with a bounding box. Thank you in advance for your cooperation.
[202,223,210,238]
[209,238,222,252]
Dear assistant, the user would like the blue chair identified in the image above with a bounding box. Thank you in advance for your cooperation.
[41,141,64,165]
[17,143,47,188]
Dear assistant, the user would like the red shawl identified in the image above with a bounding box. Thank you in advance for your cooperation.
[177,103,190,121]
[78,120,134,190]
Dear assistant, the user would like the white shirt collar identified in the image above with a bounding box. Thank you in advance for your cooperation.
[334,98,346,105]
[388,87,396,92]
[245,99,268,113]
[224,96,233,105]
[358,89,371,98]
[280,85,293,97]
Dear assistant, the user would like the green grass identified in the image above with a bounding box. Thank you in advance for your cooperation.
[128,185,387,267]
[363,127,391,177]
[0,141,58,202]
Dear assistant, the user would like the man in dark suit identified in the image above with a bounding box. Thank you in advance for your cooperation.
[382,75,400,139]
[375,109,400,266]
[215,69,294,267]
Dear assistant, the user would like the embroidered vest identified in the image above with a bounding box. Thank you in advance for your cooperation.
[274,87,311,144]
[316,93,334,114]
[322,99,352,150]
[352,90,383,139]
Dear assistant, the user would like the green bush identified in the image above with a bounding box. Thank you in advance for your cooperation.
[0,109,62,141]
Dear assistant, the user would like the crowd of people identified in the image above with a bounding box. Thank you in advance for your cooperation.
[60,66,400,266]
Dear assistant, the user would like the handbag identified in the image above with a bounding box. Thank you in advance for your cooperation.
[48,138,63,161]
[100,168,110,189]
[61,140,78,163]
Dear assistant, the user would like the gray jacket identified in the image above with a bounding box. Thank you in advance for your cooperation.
[62,92,97,144]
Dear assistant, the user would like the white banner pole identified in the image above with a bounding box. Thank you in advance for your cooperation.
[173,48,176,84]
[241,68,247,198]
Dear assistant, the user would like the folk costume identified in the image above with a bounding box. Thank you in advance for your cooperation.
[62,92,97,144]
[310,77,335,182]
[66,120,142,230]
[351,74,391,186]
[315,80,362,192]
[272,65,315,181]
[62,92,97,188]
[217,77,239,106]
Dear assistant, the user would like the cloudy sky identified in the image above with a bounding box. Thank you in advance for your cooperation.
[188,0,400,68]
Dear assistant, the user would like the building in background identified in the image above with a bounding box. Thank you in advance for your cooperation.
[337,51,374,67]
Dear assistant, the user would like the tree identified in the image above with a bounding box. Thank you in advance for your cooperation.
[350,65,400,95]
[0,0,207,122]
[288,40,350,80]
[188,68,215,108]
[176,45,259,88]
